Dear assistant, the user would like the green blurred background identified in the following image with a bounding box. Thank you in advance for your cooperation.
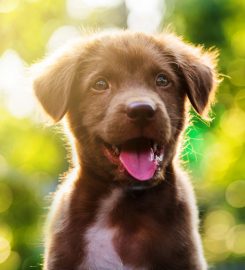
[0,0,244,269]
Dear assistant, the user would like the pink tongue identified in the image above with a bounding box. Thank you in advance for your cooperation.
[119,147,157,181]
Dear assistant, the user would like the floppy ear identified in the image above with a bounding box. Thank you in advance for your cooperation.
[177,48,218,116]
[160,34,218,117]
[32,41,82,122]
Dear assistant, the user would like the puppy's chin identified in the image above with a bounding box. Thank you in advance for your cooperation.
[112,168,165,191]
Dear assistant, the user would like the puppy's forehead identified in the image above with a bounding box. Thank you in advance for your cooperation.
[82,34,171,73]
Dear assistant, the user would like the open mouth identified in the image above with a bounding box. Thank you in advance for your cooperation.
[103,137,164,181]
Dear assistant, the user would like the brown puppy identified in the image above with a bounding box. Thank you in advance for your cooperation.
[33,31,218,270]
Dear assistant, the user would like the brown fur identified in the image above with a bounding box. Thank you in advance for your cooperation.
[32,31,218,270]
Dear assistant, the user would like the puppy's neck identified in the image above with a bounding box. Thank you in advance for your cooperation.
[77,162,176,199]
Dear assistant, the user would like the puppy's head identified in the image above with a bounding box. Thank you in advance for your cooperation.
[32,31,218,188]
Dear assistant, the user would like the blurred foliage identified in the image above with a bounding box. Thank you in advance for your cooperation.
[0,106,68,270]
[0,0,245,269]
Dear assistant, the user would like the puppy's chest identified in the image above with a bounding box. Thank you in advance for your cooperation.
[79,189,146,270]
[81,217,126,270]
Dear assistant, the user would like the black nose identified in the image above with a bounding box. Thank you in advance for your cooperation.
[126,101,156,121]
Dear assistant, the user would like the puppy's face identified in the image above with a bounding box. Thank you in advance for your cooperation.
[33,32,217,188]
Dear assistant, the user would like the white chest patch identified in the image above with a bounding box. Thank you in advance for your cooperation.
[79,188,133,270]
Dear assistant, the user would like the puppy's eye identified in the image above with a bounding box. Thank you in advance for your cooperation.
[92,78,109,91]
[155,74,170,87]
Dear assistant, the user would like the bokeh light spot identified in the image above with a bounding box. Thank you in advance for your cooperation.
[125,0,164,33]
[0,236,11,263]
[0,0,19,13]
[0,50,35,118]
[0,183,13,213]
[220,108,245,140]
[226,180,245,208]
[66,0,121,20]
[204,237,229,255]
[204,210,234,258]
[204,210,235,240]
[0,251,20,270]
[46,26,81,53]
[82,0,121,7]
[0,224,13,244]
[226,225,245,255]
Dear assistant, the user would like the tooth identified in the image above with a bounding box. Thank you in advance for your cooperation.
[157,153,164,162]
